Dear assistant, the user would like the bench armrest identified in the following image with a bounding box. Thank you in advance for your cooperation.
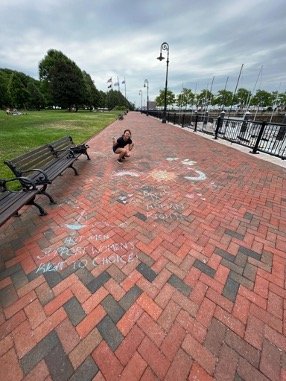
[0,176,37,191]
[21,169,51,184]
[48,143,72,158]
[51,148,70,157]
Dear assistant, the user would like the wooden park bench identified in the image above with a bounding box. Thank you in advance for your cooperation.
[0,177,47,227]
[49,136,90,160]
[4,136,90,204]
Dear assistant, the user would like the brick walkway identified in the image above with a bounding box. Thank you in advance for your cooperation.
[0,111,286,381]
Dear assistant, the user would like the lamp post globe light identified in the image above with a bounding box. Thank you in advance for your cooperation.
[139,90,143,111]
[144,79,149,116]
[157,42,169,123]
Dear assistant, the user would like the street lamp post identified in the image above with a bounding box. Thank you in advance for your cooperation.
[139,90,143,111]
[144,79,149,116]
[157,42,169,123]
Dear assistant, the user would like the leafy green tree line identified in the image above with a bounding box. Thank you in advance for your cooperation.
[0,49,132,111]
[155,87,286,111]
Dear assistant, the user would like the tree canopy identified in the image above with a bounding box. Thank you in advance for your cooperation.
[160,87,286,111]
[0,49,132,110]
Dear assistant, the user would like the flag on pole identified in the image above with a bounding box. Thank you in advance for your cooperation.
[122,80,125,84]
[107,77,112,83]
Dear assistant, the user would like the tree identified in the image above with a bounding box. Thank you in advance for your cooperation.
[39,49,86,110]
[0,71,10,107]
[235,88,252,108]
[106,89,130,110]
[98,90,107,108]
[176,88,195,109]
[50,59,85,110]
[195,89,213,109]
[7,72,29,108]
[272,91,286,110]
[0,68,47,109]
[26,81,46,109]
[82,71,100,110]
[213,89,233,108]
[155,89,176,108]
[251,90,274,107]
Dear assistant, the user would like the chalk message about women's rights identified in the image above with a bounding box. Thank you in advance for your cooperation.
[35,230,138,274]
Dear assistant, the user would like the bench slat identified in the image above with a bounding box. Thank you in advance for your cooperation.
[0,189,46,227]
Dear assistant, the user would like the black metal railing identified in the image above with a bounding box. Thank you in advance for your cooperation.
[142,110,286,159]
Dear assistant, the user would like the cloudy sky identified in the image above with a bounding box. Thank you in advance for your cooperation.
[0,0,285,107]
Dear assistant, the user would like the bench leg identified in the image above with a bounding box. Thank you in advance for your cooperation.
[39,185,57,204]
[41,190,57,204]
[70,164,79,176]
[83,150,91,160]
[28,196,48,216]
[0,256,4,271]
[32,200,48,216]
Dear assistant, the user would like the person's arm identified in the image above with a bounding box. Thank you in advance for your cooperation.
[112,137,117,146]
[129,142,134,151]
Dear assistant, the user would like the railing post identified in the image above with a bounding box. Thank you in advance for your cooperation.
[215,118,221,140]
[251,121,267,154]
[181,114,185,128]
[194,111,198,132]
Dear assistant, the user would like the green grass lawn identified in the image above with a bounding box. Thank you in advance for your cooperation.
[0,109,118,179]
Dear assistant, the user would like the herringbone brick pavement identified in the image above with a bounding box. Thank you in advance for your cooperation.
[0,111,286,381]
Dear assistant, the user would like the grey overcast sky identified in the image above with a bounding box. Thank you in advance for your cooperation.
[0,0,285,107]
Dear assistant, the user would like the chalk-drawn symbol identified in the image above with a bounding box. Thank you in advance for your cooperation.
[184,170,207,181]
[148,169,177,181]
[166,157,179,161]
[66,210,86,230]
[181,159,196,166]
[113,170,140,177]
[179,159,207,181]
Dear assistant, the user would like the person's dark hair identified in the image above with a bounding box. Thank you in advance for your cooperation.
[123,129,131,135]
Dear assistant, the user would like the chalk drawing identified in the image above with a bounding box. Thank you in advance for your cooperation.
[164,157,207,182]
[65,210,86,230]
[37,233,135,262]
[113,170,140,177]
[185,192,206,201]
[166,157,179,161]
[35,253,138,273]
[146,202,184,211]
[152,212,185,222]
[184,170,207,181]
[181,159,196,166]
[148,170,177,181]
[66,223,85,230]
[92,221,128,228]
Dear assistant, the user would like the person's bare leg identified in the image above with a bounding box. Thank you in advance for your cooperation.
[115,148,127,161]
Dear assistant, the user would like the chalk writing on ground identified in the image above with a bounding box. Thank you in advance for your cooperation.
[36,253,138,273]
[37,237,135,261]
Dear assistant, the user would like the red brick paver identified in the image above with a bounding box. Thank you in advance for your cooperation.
[0,112,285,380]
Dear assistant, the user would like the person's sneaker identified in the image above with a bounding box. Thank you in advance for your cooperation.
[117,159,123,164]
